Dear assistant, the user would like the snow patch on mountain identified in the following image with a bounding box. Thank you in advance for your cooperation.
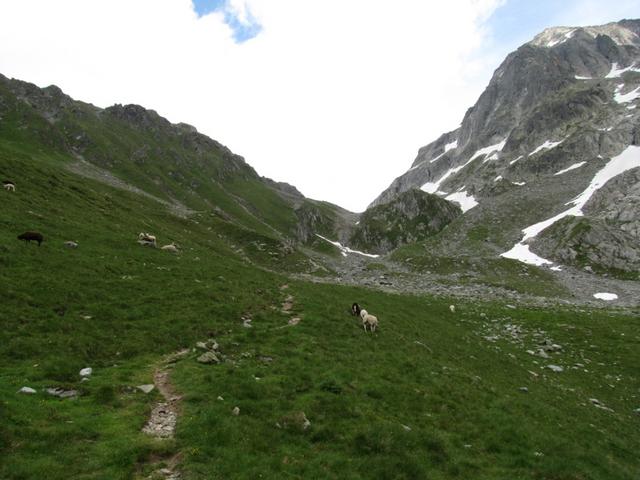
[614,85,640,104]
[315,234,379,258]
[554,161,586,176]
[530,138,566,156]
[445,191,478,213]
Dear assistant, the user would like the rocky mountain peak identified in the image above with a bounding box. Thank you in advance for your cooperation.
[530,20,640,48]
[370,18,640,274]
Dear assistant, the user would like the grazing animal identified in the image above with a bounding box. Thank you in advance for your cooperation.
[449,305,456,313]
[360,310,378,332]
[17,231,44,246]
[161,242,179,253]
[137,232,157,247]
[3,181,15,192]
[351,302,361,316]
[64,241,78,249]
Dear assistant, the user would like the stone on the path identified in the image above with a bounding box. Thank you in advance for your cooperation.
[197,351,220,364]
[137,384,155,394]
[18,386,36,394]
[46,387,78,399]
[546,365,563,372]
[143,402,177,438]
[79,367,92,377]
[232,406,240,416]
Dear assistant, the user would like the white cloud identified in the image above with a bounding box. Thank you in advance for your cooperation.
[0,0,505,211]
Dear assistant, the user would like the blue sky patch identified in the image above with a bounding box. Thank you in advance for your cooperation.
[192,0,262,42]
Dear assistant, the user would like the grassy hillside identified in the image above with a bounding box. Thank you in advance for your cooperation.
[1,132,639,479]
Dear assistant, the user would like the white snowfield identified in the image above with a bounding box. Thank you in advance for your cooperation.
[494,175,503,182]
[444,140,458,152]
[575,75,593,80]
[530,138,566,156]
[593,293,618,301]
[512,181,526,186]
[421,139,507,194]
[606,63,640,79]
[614,85,640,104]
[501,243,552,266]
[554,161,586,176]
[509,155,523,165]
[470,139,507,162]
[314,234,379,258]
[501,145,640,266]
[445,190,478,213]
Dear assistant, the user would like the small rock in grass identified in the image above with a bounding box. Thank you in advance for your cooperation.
[401,424,411,432]
[46,387,78,399]
[217,396,224,401]
[79,367,92,377]
[546,365,563,372]
[232,406,240,416]
[197,351,220,364]
[136,384,155,394]
[288,317,301,326]
[449,305,455,313]
[519,387,529,393]
[18,386,36,394]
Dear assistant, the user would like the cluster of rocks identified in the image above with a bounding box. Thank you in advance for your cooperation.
[18,366,92,397]
[196,339,222,364]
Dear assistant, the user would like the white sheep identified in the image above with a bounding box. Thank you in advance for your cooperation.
[3,181,15,192]
[360,309,378,332]
[137,232,157,247]
[449,305,456,313]
[161,242,179,253]
[64,241,78,248]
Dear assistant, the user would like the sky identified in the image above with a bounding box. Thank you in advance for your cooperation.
[0,1,639,212]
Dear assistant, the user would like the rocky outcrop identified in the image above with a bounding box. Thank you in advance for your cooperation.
[349,189,461,254]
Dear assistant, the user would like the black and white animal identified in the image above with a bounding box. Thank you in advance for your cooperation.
[64,241,79,249]
[3,181,15,192]
[351,303,379,332]
[18,231,44,246]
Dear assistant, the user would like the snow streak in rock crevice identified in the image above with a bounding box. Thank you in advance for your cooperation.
[315,234,379,258]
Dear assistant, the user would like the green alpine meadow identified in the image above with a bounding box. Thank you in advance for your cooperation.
[2,14,640,480]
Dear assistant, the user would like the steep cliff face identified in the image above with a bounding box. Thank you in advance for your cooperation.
[349,189,461,254]
[370,19,640,273]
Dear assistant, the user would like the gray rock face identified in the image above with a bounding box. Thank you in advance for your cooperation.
[368,19,640,271]
[349,189,462,254]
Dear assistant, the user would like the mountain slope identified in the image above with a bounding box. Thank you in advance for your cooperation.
[0,74,352,250]
[371,19,640,275]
